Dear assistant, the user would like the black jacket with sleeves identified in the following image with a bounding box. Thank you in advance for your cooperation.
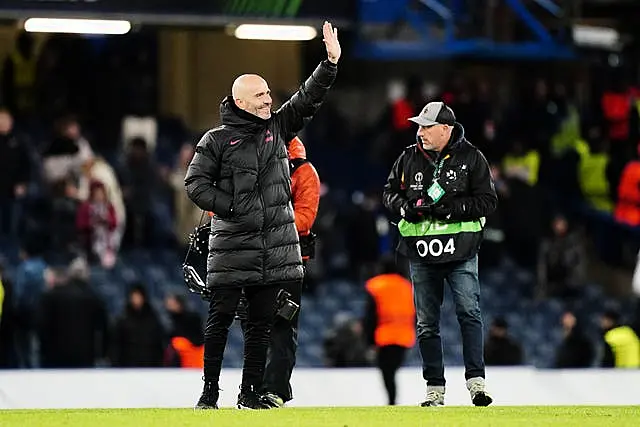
[185,60,337,288]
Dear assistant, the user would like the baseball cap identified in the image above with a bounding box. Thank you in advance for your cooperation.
[408,101,456,127]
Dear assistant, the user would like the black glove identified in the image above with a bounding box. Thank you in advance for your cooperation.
[299,232,317,259]
[401,199,430,223]
[414,196,436,212]
[431,202,454,221]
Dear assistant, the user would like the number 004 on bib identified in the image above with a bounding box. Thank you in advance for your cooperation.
[397,218,486,264]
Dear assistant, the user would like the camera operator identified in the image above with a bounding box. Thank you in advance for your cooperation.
[185,21,340,410]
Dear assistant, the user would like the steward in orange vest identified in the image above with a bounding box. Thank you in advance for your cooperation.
[364,257,416,405]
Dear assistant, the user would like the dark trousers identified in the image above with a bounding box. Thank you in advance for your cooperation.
[262,280,302,402]
[239,280,302,402]
[409,255,485,386]
[16,326,38,369]
[0,198,22,238]
[377,345,407,405]
[204,285,279,389]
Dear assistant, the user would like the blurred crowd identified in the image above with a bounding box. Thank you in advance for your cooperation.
[309,72,640,296]
[0,256,204,368]
[0,31,212,368]
[322,307,640,369]
[1,30,640,370]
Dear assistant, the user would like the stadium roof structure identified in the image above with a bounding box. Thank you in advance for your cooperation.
[353,0,579,60]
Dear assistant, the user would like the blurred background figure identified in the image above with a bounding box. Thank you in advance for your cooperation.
[111,283,165,367]
[76,180,118,268]
[613,145,640,227]
[0,260,18,368]
[163,293,204,368]
[41,115,93,185]
[484,317,524,366]
[13,241,46,368]
[478,164,507,271]
[554,311,594,368]
[78,152,126,253]
[323,312,371,368]
[537,214,586,300]
[48,177,80,263]
[599,310,640,368]
[501,138,543,270]
[363,257,415,405]
[1,31,37,121]
[0,107,31,239]
[118,137,164,248]
[37,258,108,368]
[169,143,201,253]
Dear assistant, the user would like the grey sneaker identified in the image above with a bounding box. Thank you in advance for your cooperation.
[466,377,493,407]
[420,386,445,407]
[262,392,285,408]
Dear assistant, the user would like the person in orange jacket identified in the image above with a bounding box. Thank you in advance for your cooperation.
[235,135,321,407]
[614,151,640,227]
[287,135,321,261]
[364,256,416,405]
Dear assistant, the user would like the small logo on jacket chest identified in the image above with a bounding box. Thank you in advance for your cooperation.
[410,172,424,191]
[443,164,467,184]
[445,169,457,182]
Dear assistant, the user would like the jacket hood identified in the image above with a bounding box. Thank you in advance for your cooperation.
[449,122,466,150]
[287,136,307,160]
[219,96,268,129]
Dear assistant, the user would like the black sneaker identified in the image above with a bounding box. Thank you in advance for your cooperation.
[472,391,493,407]
[467,377,493,407]
[237,386,275,410]
[195,380,219,409]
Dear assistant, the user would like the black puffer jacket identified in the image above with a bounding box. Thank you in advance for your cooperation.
[185,60,337,289]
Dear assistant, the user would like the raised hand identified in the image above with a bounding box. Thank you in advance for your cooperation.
[322,21,341,64]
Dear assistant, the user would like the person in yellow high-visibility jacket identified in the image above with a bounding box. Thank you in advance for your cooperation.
[600,310,640,368]
[1,31,37,116]
[576,128,613,213]
[0,279,4,325]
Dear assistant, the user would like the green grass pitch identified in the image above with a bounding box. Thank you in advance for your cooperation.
[1,406,639,427]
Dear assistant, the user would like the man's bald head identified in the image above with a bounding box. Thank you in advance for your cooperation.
[231,74,273,120]
[232,74,265,99]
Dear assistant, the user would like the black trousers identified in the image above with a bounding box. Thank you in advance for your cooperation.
[239,279,302,402]
[262,279,302,402]
[204,285,279,389]
[377,345,407,405]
